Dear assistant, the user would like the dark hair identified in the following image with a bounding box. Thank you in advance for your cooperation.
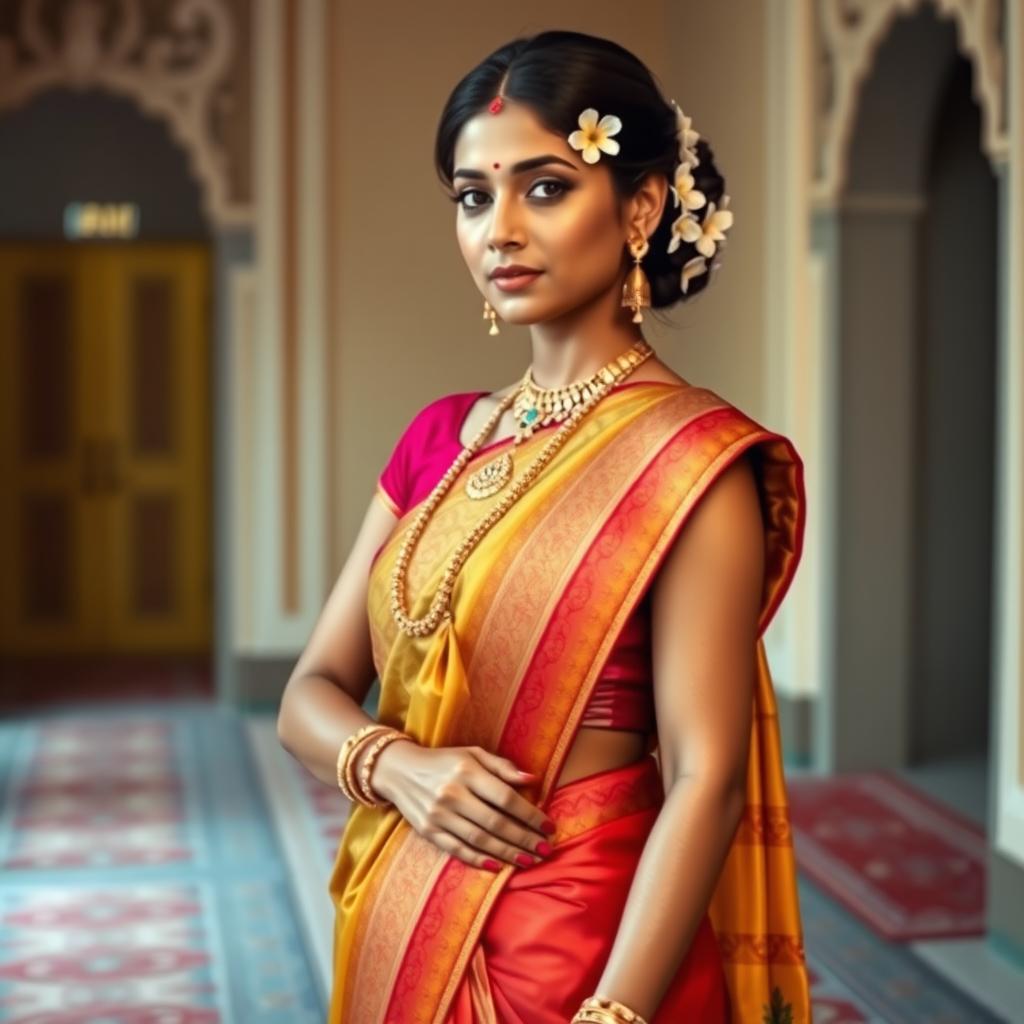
[434,29,729,314]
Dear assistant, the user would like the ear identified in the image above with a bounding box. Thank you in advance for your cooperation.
[627,170,669,239]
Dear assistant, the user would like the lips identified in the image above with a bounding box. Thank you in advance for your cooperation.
[491,269,543,292]
[489,264,541,279]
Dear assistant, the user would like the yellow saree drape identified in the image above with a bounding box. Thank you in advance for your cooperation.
[328,381,810,1023]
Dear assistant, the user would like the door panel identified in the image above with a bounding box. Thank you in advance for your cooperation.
[104,246,212,649]
[0,243,212,654]
[0,246,105,649]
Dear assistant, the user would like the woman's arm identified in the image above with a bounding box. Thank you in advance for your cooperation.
[589,452,765,1020]
[276,490,403,787]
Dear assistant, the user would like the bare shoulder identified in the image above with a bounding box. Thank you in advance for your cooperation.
[651,449,764,608]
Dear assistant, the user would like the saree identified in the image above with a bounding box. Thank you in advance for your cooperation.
[328,381,811,1023]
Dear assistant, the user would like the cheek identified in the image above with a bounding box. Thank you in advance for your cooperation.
[454,219,472,257]
[455,218,489,271]
[541,205,622,282]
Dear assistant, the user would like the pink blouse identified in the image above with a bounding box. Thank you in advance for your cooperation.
[375,389,656,733]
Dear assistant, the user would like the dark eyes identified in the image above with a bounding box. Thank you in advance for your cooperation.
[451,179,571,211]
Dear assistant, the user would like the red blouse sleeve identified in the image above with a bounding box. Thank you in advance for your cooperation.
[375,391,484,517]
[376,427,409,517]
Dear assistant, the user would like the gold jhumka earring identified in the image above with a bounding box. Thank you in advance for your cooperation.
[482,298,499,335]
[621,234,651,323]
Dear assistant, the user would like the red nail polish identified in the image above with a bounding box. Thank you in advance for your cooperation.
[515,852,534,867]
[536,840,552,856]
[540,819,556,834]
[482,858,501,871]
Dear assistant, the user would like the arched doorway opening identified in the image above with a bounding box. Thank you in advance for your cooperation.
[0,86,216,702]
[827,6,998,815]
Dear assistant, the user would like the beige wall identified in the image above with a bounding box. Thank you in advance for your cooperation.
[327,1,770,563]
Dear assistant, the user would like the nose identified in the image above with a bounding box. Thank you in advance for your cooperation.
[487,189,526,251]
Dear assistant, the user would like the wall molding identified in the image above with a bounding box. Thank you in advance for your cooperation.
[0,0,252,227]
[815,0,1008,203]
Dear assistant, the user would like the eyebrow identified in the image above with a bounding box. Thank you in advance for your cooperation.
[452,154,580,181]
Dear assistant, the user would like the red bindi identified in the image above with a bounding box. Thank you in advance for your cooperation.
[493,162,500,169]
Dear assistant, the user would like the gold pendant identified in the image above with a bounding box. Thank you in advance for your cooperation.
[465,450,513,499]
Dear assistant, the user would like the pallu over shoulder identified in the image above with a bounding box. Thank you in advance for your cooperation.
[328,380,811,1024]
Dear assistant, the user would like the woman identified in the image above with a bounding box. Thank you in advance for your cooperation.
[276,30,811,1024]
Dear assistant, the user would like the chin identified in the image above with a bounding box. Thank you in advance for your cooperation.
[496,294,576,323]
[491,303,542,326]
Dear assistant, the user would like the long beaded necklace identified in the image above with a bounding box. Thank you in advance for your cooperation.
[390,339,654,637]
[465,339,654,499]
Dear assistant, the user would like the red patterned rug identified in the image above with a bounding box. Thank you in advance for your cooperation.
[787,771,986,940]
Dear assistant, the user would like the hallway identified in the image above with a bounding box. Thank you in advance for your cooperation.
[2,1,1024,1021]
[1,696,1021,1023]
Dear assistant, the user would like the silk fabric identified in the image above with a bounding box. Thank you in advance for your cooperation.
[329,381,811,1023]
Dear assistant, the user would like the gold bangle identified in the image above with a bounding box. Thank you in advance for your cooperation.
[348,727,393,805]
[357,729,411,806]
[336,724,390,802]
[336,724,373,799]
[572,995,650,1024]
[345,726,392,806]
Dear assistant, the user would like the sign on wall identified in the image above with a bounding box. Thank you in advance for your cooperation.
[64,203,140,239]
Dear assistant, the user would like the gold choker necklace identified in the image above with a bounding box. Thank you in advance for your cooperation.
[464,339,654,500]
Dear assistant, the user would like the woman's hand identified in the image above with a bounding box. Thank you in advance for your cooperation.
[369,740,556,870]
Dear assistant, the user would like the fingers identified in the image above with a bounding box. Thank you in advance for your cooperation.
[426,827,507,873]
[458,789,551,863]
[408,746,559,872]
[467,746,554,838]
[425,793,551,870]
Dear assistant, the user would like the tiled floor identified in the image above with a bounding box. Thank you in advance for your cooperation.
[896,751,1024,1023]
[0,703,324,1023]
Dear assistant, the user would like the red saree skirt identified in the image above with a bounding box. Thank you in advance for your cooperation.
[445,754,730,1023]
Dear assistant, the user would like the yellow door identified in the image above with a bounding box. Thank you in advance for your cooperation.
[0,242,212,654]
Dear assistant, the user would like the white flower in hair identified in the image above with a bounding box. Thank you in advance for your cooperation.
[670,99,701,167]
[664,103,732,295]
[670,194,734,291]
[670,162,706,213]
[668,210,701,254]
[681,255,707,294]
[567,108,622,164]
[675,195,733,260]
[692,194,733,258]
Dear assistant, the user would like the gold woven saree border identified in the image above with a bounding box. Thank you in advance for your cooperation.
[544,755,665,844]
[348,825,447,1022]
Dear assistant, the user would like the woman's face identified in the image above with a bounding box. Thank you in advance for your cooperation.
[451,100,632,326]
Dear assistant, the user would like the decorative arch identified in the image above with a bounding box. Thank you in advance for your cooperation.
[815,0,1006,204]
[0,0,251,227]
